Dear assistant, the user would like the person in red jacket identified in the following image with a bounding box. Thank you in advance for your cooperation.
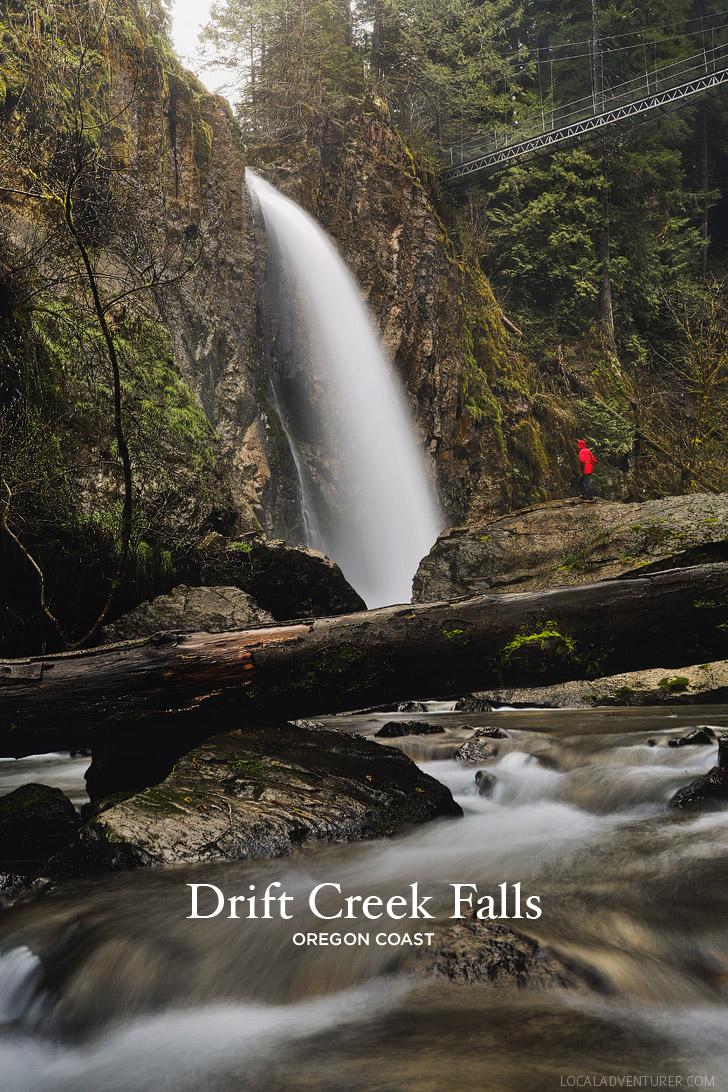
[577,440,596,501]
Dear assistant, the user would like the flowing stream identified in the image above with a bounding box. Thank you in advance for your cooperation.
[246,171,442,608]
[1,709,728,1091]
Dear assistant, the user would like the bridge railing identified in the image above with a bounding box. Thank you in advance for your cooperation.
[443,39,728,170]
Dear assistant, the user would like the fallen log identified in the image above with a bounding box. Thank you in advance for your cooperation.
[2,563,728,757]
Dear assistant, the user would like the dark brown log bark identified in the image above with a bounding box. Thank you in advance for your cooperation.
[2,564,728,758]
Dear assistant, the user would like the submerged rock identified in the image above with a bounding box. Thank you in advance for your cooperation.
[0,784,80,869]
[408,918,592,990]
[474,771,496,797]
[375,721,445,738]
[454,739,500,765]
[73,722,462,870]
[100,584,274,643]
[667,728,715,747]
[670,767,728,810]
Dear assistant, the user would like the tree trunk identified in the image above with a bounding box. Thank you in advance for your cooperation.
[701,102,709,282]
[2,564,728,758]
[591,0,615,347]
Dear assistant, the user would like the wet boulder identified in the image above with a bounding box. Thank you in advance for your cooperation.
[0,784,80,869]
[73,722,463,870]
[375,721,445,738]
[667,727,715,747]
[472,725,507,739]
[719,734,728,767]
[398,700,427,713]
[670,767,728,810]
[474,770,496,797]
[454,739,500,765]
[408,918,593,991]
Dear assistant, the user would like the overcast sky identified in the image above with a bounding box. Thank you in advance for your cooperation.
[170,0,230,95]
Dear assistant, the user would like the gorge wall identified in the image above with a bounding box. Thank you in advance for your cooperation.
[0,0,638,653]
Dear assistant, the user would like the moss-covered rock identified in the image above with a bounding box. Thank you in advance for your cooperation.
[74,721,462,869]
[413,493,728,601]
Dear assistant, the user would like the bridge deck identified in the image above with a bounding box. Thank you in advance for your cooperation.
[441,47,728,181]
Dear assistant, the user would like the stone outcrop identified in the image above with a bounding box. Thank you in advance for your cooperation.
[100,585,274,643]
[413,493,728,601]
[73,722,462,870]
[459,660,728,709]
[192,533,366,619]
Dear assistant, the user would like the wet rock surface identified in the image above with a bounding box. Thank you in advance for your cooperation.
[454,739,500,765]
[75,722,462,870]
[670,766,728,810]
[409,918,593,990]
[667,728,715,747]
[413,494,728,601]
[375,721,446,738]
[0,784,80,870]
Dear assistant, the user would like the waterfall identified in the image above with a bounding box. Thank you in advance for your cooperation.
[246,170,443,608]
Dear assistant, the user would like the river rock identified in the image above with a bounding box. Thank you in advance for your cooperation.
[193,533,366,620]
[413,494,728,601]
[670,767,728,810]
[454,739,500,765]
[72,722,462,870]
[0,784,80,869]
[458,660,728,709]
[667,728,715,747]
[474,771,496,796]
[408,918,591,990]
[100,584,274,643]
[375,721,445,738]
[718,735,728,767]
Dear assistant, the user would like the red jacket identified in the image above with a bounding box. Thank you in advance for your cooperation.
[578,443,596,474]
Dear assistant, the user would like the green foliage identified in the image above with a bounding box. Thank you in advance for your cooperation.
[202,0,365,139]
[484,149,602,333]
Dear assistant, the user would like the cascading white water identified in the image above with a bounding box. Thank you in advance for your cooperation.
[246,170,443,608]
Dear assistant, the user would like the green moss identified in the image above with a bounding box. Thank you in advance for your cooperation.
[657,676,691,692]
[499,619,579,676]
[441,625,469,644]
[227,758,266,775]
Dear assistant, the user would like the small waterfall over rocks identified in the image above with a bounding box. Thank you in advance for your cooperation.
[246,170,443,608]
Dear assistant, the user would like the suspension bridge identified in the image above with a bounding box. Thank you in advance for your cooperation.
[441,12,728,182]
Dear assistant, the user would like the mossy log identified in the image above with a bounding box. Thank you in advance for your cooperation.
[2,564,728,757]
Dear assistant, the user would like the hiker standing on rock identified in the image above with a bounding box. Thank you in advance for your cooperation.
[577,440,596,502]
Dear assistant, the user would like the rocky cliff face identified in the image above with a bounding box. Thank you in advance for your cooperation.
[247,98,516,524]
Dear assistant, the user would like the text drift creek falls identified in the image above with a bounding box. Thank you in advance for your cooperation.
[246,170,442,608]
[1,709,728,1091]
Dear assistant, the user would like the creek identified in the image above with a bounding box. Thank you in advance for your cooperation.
[1,707,727,1091]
